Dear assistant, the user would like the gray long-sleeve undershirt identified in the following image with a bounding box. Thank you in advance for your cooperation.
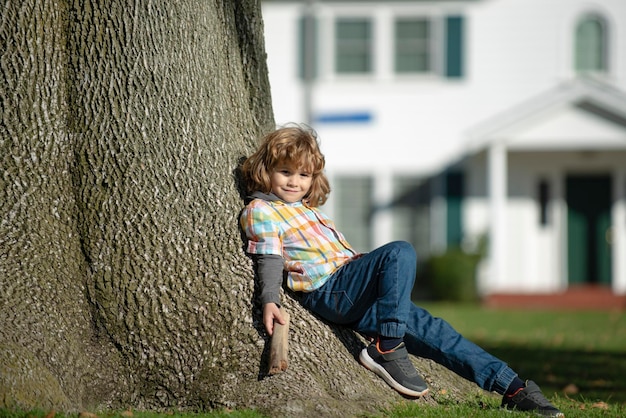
[253,253,284,306]
[246,191,287,306]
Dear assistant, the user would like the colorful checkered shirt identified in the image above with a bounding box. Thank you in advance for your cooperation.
[240,198,358,292]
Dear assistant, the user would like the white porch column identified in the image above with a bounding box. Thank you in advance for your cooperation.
[488,142,508,291]
[375,9,393,81]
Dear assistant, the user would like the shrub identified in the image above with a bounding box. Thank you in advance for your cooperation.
[419,248,480,302]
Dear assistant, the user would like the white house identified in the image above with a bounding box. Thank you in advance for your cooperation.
[260,0,626,301]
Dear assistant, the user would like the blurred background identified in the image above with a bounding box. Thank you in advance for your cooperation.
[260,0,626,308]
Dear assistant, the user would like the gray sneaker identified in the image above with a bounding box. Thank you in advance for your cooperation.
[359,342,429,397]
[501,380,565,417]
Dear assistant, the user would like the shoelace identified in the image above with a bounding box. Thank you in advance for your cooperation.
[525,390,555,407]
[393,355,419,377]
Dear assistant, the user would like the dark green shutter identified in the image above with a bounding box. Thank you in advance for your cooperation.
[446,171,464,247]
[445,16,464,78]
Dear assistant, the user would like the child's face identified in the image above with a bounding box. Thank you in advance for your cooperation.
[270,164,313,203]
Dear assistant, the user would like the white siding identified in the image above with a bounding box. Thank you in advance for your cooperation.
[261,0,626,295]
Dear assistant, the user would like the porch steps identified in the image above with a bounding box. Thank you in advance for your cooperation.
[483,286,626,310]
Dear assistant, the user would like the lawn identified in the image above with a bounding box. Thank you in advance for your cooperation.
[418,302,626,405]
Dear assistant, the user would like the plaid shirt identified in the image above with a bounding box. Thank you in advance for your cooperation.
[240,198,358,292]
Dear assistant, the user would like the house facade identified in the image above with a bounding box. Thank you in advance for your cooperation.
[261,0,626,297]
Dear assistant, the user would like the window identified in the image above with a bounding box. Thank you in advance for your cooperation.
[574,14,608,73]
[395,18,431,73]
[335,18,373,74]
[393,15,465,77]
[335,176,372,252]
[298,14,318,80]
[327,13,463,79]
[391,176,431,260]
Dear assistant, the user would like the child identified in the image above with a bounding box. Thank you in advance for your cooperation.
[239,125,564,417]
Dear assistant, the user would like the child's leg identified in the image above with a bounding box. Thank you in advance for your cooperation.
[355,302,517,393]
[301,241,430,397]
[403,304,517,394]
[403,307,564,415]
[300,241,416,338]
[311,242,563,414]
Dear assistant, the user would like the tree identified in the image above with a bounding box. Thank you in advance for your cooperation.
[0,0,482,415]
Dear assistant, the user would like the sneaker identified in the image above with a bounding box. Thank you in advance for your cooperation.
[501,380,564,417]
[359,341,429,397]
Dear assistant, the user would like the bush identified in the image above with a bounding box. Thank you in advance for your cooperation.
[419,248,480,302]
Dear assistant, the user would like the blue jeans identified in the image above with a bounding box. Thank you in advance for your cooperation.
[300,241,517,395]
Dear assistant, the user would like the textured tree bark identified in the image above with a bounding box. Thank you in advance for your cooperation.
[0,0,485,416]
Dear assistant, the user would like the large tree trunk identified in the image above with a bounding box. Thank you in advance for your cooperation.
[0,1,483,415]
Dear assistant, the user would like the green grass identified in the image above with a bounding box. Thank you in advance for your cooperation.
[380,302,626,417]
[383,396,624,417]
[2,303,625,417]
[418,302,626,404]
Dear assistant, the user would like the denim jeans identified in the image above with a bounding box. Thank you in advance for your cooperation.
[300,241,517,395]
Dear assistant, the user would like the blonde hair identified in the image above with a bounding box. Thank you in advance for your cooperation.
[242,125,331,206]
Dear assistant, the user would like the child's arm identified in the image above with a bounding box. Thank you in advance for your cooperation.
[254,254,286,335]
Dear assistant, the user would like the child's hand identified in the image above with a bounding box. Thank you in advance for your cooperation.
[263,302,286,336]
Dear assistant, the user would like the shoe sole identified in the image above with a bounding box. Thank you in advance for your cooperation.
[359,348,429,398]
